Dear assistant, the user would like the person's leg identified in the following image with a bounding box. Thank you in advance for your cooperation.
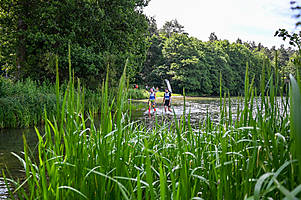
[148,102,152,117]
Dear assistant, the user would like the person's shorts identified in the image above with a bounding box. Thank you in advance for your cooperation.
[164,100,170,107]
[149,100,156,107]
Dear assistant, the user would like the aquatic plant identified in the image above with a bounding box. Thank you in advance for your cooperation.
[0,52,101,128]
[2,55,301,199]
[0,77,57,128]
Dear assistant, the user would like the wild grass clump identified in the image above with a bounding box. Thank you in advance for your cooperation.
[128,88,148,99]
[2,57,301,199]
[0,77,56,128]
[0,76,101,128]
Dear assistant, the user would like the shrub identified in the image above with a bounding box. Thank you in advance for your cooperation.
[0,77,101,128]
[128,88,148,99]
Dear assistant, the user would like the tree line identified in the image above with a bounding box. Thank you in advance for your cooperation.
[138,19,296,96]
[0,1,297,95]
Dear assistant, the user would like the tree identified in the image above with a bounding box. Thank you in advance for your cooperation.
[236,38,242,44]
[147,16,159,36]
[277,44,291,67]
[0,0,150,86]
[141,23,293,96]
[209,32,218,41]
[139,33,166,86]
[161,34,202,93]
[275,28,301,78]
[160,19,185,37]
[280,53,299,79]
[290,0,301,26]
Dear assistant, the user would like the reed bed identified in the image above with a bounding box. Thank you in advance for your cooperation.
[2,59,301,199]
[0,75,101,128]
[0,78,56,128]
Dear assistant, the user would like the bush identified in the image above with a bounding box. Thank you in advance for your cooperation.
[128,88,148,99]
[0,77,101,128]
[0,77,56,128]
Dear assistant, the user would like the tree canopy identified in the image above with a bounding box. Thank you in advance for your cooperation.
[140,20,296,96]
[0,3,297,95]
[0,0,150,86]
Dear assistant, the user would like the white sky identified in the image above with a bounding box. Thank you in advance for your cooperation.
[143,0,301,48]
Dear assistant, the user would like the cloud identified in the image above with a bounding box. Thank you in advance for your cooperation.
[144,0,301,47]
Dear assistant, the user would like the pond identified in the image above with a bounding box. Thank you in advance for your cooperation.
[131,96,241,125]
[0,128,40,199]
[0,96,282,199]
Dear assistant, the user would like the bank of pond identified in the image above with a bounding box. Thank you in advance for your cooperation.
[0,77,212,129]
[0,77,102,128]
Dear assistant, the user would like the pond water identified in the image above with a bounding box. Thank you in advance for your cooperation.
[0,128,40,199]
[131,97,241,125]
[0,97,285,199]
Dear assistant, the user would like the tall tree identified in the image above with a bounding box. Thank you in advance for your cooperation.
[160,19,185,37]
[142,28,286,96]
[147,16,159,36]
[290,0,301,26]
[236,38,242,44]
[209,32,219,41]
[0,0,150,85]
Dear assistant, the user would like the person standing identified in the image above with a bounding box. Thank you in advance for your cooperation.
[163,88,172,112]
[148,88,156,116]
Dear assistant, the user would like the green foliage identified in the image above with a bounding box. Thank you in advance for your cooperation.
[155,91,181,97]
[128,89,148,99]
[0,0,150,85]
[280,53,299,79]
[289,75,301,180]
[275,29,301,80]
[275,29,301,49]
[160,19,185,36]
[0,77,56,128]
[4,59,301,200]
[139,21,296,96]
[141,32,268,96]
[0,76,101,128]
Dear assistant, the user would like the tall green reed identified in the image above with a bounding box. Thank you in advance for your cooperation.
[0,44,101,128]
[2,52,300,199]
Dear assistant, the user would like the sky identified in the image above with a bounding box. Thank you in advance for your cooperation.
[143,0,301,48]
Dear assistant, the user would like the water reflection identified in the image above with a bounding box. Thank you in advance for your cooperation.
[0,128,39,199]
[132,97,242,125]
[131,97,288,131]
